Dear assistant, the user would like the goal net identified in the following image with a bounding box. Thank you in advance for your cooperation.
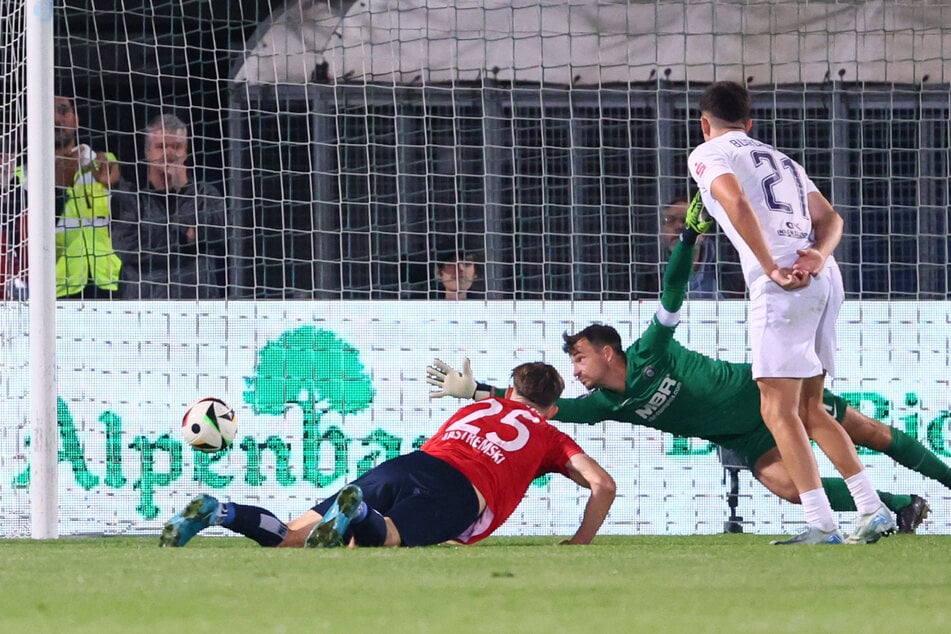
[1,0,949,538]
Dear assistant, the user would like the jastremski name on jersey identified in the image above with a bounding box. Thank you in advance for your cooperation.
[441,429,506,464]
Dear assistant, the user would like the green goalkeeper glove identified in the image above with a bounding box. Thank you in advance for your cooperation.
[426,358,493,400]
[684,190,714,234]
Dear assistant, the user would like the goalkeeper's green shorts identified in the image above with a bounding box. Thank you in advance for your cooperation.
[718,391,850,471]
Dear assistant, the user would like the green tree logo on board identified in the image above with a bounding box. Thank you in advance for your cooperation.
[243,326,375,486]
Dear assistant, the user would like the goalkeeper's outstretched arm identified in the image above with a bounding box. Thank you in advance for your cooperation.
[656,191,713,325]
[426,194,714,401]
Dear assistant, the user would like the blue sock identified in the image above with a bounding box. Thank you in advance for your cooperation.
[218,501,237,525]
[220,503,287,547]
[350,506,387,547]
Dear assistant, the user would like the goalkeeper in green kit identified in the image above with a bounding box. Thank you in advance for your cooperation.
[427,193,942,534]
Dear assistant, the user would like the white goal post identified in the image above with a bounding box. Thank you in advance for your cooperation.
[25,0,58,540]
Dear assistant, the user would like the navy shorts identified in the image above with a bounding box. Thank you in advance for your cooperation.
[313,451,481,547]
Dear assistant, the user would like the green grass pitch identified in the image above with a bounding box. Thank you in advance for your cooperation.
[0,534,948,633]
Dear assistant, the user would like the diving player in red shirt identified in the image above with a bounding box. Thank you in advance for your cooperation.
[160,361,616,548]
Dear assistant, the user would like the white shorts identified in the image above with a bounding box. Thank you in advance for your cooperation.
[748,263,843,380]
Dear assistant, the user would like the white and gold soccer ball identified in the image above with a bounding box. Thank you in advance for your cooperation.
[182,397,237,453]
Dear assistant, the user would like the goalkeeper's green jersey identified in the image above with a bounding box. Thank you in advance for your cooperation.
[554,330,765,445]
[494,235,845,449]
[553,234,766,445]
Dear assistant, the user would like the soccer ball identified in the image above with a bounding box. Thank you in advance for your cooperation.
[182,397,237,453]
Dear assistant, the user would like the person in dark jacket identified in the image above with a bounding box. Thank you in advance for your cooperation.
[113,113,226,299]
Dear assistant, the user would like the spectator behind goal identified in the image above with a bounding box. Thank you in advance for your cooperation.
[2,89,124,299]
[113,113,227,299]
[659,196,722,300]
[433,248,483,300]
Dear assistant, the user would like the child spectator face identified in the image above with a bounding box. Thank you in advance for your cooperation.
[437,258,477,295]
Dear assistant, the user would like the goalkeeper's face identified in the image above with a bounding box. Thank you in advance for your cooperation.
[567,338,612,389]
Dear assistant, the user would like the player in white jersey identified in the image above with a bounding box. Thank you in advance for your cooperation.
[687,81,895,545]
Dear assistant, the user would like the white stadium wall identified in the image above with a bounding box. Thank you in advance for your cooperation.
[1,300,949,537]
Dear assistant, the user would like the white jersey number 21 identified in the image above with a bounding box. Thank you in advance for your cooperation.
[751,150,807,218]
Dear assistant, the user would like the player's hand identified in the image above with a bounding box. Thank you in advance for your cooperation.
[792,248,825,278]
[768,265,810,290]
[426,358,477,399]
[684,191,714,234]
[162,163,189,190]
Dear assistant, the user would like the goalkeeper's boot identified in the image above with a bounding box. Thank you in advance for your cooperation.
[846,503,898,544]
[770,526,845,545]
[306,484,365,548]
[159,494,221,547]
[896,494,930,533]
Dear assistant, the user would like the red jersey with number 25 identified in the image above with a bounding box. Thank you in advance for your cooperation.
[421,397,584,543]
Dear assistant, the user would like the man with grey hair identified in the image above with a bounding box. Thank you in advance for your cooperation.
[113,113,227,299]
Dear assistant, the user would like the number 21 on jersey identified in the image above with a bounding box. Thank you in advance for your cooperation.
[751,150,807,218]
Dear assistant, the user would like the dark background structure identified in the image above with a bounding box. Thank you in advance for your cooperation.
[56,1,950,300]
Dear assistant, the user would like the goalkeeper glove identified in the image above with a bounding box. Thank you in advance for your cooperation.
[684,190,714,235]
[426,358,493,400]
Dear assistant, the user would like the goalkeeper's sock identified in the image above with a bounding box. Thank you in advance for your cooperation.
[219,502,288,547]
[885,428,951,488]
[821,477,911,513]
[821,477,856,511]
[877,492,912,514]
[349,503,388,547]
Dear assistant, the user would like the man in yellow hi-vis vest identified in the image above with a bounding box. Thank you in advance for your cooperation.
[12,94,123,298]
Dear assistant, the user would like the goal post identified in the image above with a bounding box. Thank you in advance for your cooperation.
[0,0,61,539]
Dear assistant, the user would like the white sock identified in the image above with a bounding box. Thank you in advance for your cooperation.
[845,471,882,514]
[800,487,837,532]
